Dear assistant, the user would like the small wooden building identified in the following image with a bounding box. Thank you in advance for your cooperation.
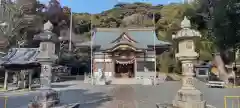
[1,48,40,90]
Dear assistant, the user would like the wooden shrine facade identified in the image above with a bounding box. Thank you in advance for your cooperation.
[93,48,157,78]
[77,28,171,79]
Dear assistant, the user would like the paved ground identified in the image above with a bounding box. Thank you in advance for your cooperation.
[0,80,239,108]
[104,85,137,108]
[132,81,240,108]
[0,81,114,108]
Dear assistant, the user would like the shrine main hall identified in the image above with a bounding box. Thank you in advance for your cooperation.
[78,27,171,80]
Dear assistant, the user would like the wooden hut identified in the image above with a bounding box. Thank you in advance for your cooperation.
[1,48,40,90]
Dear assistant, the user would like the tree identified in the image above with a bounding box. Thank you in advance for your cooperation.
[44,0,70,36]
[195,0,240,51]
[0,1,27,48]
[225,0,240,49]
[203,0,240,57]
[14,0,47,48]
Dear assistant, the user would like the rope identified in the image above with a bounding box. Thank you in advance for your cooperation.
[115,58,135,64]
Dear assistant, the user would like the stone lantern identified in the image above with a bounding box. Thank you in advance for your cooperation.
[172,16,206,108]
[30,20,59,108]
[34,20,58,89]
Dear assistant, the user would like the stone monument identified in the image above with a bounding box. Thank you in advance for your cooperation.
[95,68,106,85]
[143,67,153,85]
[172,16,206,108]
[29,20,59,108]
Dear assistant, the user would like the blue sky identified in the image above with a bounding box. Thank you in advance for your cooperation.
[39,0,182,14]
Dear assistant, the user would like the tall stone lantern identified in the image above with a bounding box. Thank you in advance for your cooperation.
[30,20,59,108]
[172,17,206,108]
[34,20,58,89]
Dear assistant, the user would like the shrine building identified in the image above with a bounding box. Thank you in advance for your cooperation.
[77,27,171,79]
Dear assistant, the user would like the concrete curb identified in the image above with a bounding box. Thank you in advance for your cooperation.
[0,89,41,97]
[0,89,30,94]
[224,85,240,88]
[156,103,216,108]
[78,97,112,105]
[206,104,216,108]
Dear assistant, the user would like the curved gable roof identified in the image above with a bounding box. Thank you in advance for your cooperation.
[93,28,171,49]
[1,48,40,66]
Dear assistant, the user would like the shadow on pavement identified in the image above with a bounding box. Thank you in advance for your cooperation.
[57,89,113,108]
[165,76,175,81]
[51,83,76,88]
[0,88,112,108]
[31,83,76,89]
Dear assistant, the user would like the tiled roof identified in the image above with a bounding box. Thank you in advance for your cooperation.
[1,48,39,66]
[77,28,171,49]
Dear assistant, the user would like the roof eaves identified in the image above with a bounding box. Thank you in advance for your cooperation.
[96,27,155,32]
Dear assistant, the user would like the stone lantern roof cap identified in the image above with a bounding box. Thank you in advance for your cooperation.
[172,16,201,39]
[33,20,59,42]
[181,16,191,28]
[44,20,53,31]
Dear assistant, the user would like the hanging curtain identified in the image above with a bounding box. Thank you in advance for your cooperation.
[116,57,135,64]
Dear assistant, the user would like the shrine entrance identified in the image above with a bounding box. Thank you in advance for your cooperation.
[114,59,135,78]
[104,42,139,78]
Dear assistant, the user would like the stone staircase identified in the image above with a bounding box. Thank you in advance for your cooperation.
[110,78,137,84]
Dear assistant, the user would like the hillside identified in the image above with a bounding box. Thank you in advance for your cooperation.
[73,2,199,40]
[1,1,212,73]
[71,2,211,73]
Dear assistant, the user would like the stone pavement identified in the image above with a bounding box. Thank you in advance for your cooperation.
[0,81,114,108]
[102,85,137,108]
[0,80,240,108]
[133,81,240,108]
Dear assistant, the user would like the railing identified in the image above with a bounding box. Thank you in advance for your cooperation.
[224,96,240,108]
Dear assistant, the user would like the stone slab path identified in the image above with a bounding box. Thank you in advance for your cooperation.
[101,85,137,108]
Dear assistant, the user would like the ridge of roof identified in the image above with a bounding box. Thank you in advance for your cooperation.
[111,32,138,43]
[95,27,155,32]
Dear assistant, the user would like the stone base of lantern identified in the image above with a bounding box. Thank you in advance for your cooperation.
[172,88,206,108]
[28,89,60,108]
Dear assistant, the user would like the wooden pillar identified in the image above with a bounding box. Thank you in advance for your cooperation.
[103,53,106,76]
[135,57,137,76]
[92,53,95,81]
[17,72,20,88]
[3,70,8,90]
[28,70,32,91]
[17,72,19,87]
[144,51,146,70]
[112,53,115,77]
[23,70,27,89]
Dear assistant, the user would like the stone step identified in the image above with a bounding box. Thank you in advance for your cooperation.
[84,78,92,83]
[111,78,137,84]
[52,103,80,108]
